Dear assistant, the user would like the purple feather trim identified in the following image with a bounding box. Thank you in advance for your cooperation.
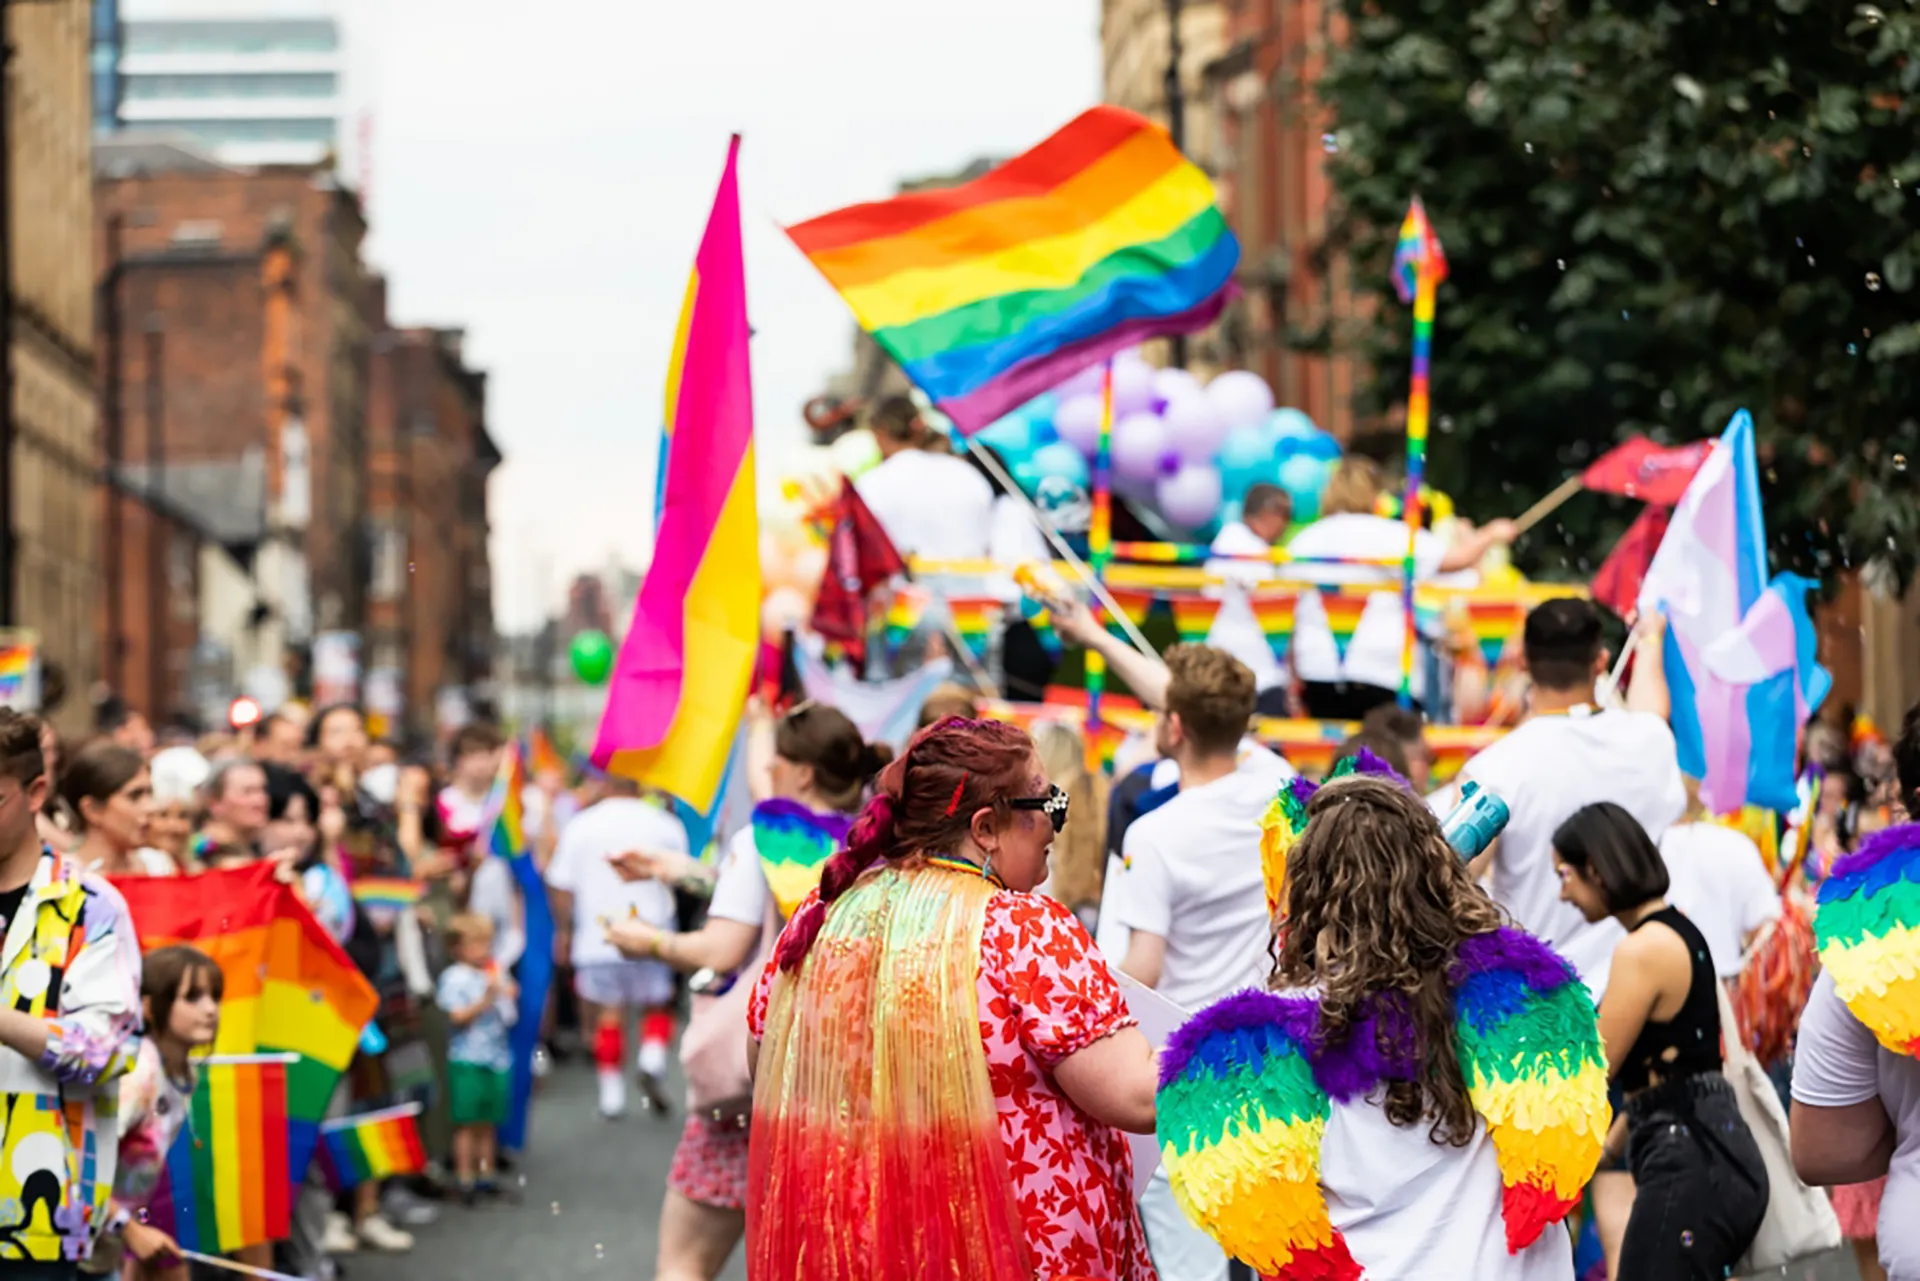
[1313,995,1420,1102]
[1288,775,1318,808]
[1450,926,1577,991]
[1826,821,1920,887]
[1158,988,1317,1089]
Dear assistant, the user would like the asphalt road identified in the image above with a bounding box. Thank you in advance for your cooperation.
[342,1059,747,1281]
[345,1059,1863,1281]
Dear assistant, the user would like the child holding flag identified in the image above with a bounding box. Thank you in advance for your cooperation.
[437,914,517,1204]
[87,945,224,1281]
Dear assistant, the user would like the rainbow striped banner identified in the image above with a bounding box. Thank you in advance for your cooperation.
[317,1103,428,1192]
[147,1054,294,1255]
[350,876,423,912]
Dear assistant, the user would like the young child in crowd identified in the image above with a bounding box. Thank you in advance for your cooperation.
[436,914,517,1204]
[87,945,225,1281]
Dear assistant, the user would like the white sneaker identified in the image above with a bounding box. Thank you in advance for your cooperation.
[355,1214,415,1252]
[597,1068,627,1119]
[321,1211,358,1255]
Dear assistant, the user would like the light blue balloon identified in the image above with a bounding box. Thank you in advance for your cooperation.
[1031,440,1091,489]
[976,412,1040,458]
[1010,458,1043,495]
[1297,429,1343,462]
[1215,424,1273,501]
[1268,407,1319,440]
[1023,392,1058,426]
[1278,454,1330,523]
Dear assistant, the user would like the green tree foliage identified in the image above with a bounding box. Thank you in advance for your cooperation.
[1306,0,1920,588]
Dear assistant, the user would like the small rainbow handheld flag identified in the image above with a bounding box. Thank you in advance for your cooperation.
[317,1103,429,1192]
[482,741,529,860]
[145,1055,294,1256]
[350,876,424,912]
[788,105,1240,433]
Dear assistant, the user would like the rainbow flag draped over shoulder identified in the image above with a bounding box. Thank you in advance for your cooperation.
[144,1056,293,1255]
[593,135,759,813]
[317,1104,428,1192]
[787,106,1239,433]
[115,864,379,1197]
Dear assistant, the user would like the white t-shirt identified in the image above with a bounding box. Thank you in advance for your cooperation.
[1659,822,1780,978]
[1455,708,1687,999]
[854,449,994,561]
[1110,749,1294,1010]
[1284,513,1452,698]
[1323,1091,1573,1280]
[543,798,680,968]
[707,826,772,930]
[1793,971,1920,1281]
[1205,521,1285,692]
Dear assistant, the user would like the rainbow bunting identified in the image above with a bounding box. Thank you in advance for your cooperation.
[1317,590,1369,664]
[144,1056,293,1255]
[787,106,1240,433]
[593,136,759,813]
[752,800,855,920]
[1170,596,1223,644]
[1814,822,1920,1057]
[115,864,380,1197]
[350,876,423,912]
[317,1104,428,1192]
[1250,592,1297,661]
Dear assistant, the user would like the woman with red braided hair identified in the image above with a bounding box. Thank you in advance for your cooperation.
[745,716,1159,1281]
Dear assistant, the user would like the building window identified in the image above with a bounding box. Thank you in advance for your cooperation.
[139,118,337,145]
[123,20,339,55]
[371,525,407,603]
[125,72,339,100]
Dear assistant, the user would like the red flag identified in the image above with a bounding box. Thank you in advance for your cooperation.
[1581,437,1713,505]
[1592,505,1672,619]
[808,479,906,666]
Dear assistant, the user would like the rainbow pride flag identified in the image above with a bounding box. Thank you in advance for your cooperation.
[788,106,1239,433]
[317,1104,428,1192]
[483,741,528,860]
[526,725,565,779]
[1316,590,1369,663]
[115,864,379,1197]
[145,1055,293,1255]
[350,876,423,912]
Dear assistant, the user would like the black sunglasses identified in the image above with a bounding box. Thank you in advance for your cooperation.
[1008,785,1070,834]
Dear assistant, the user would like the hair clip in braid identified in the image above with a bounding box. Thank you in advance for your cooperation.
[944,773,969,817]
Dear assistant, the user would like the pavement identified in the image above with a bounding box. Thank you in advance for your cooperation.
[342,1059,747,1281]
[344,1059,1863,1281]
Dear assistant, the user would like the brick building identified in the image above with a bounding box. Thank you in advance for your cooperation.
[367,316,498,743]
[1201,0,1362,440]
[7,0,101,734]
[95,138,374,717]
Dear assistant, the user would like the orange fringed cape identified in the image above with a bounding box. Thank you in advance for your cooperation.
[746,864,1032,1280]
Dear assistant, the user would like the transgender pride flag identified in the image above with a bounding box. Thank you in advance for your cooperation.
[1637,410,1830,815]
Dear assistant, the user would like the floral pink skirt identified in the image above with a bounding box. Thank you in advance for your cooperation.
[1832,1176,1886,1240]
[668,1112,750,1210]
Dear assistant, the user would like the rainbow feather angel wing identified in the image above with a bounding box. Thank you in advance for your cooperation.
[1815,822,1920,1056]
[1451,928,1610,1251]
[751,800,854,919]
[1259,777,1315,919]
[1156,991,1360,1280]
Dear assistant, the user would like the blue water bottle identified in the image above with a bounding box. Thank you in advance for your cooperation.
[1442,781,1511,861]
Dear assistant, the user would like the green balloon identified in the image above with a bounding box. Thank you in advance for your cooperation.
[570,629,614,685]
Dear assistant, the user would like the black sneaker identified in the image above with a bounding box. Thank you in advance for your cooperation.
[637,1071,672,1117]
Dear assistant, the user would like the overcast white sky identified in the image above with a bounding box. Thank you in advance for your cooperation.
[351,1,1102,630]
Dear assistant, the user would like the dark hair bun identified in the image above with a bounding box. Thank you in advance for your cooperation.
[859,742,895,779]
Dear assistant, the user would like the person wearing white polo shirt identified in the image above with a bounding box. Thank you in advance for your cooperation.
[1205,483,1294,717]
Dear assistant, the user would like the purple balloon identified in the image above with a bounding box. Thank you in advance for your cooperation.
[1053,394,1104,455]
[1110,358,1157,417]
[1152,366,1203,404]
[1207,369,1277,431]
[1161,388,1231,463]
[1156,462,1224,528]
[1111,411,1171,483]
[1053,364,1107,402]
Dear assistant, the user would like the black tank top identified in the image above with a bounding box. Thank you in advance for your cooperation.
[1616,906,1722,1093]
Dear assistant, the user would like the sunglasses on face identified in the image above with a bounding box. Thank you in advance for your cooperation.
[1008,785,1070,834]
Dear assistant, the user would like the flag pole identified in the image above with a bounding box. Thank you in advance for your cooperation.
[1085,360,1116,772]
[1509,474,1585,538]
[1399,265,1436,710]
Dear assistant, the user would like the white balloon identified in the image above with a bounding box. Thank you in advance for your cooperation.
[1152,366,1203,405]
[1111,411,1172,482]
[1156,462,1225,528]
[1161,389,1232,464]
[1207,369,1277,430]
[1053,394,1105,455]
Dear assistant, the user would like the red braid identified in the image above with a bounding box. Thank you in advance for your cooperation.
[773,716,1038,973]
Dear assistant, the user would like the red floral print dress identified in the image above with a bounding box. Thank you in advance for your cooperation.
[752,889,1157,1281]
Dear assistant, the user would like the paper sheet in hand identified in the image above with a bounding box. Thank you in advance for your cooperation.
[1116,972,1188,1197]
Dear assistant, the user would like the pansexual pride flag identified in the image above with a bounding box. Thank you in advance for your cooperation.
[593,136,759,814]
[317,1104,428,1191]
[145,1056,293,1255]
[115,864,379,1195]
[788,106,1239,433]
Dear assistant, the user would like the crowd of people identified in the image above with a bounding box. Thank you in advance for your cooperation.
[6,576,1918,1281]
